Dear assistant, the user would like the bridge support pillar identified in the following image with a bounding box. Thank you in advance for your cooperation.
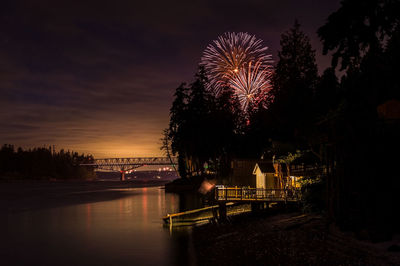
[120,171,126,181]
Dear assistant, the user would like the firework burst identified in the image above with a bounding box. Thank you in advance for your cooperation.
[201,32,273,111]
[229,60,273,110]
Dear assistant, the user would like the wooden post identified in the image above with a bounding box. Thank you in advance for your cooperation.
[212,206,218,221]
[218,203,227,222]
[169,215,172,234]
[284,188,288,205]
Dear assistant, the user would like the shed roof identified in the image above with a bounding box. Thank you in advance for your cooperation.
[254,162,275,174]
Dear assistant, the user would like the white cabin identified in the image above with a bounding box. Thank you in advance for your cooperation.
[253,162,280,189]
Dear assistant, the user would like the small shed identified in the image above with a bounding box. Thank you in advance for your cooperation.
[253,162,280,189]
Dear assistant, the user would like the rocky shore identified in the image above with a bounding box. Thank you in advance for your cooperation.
[192,211,400,265]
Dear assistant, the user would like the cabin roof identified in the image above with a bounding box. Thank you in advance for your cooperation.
[254,162,275,174]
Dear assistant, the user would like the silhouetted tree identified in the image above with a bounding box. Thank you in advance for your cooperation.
[318,0,400,71]
[317,0,400,235]
[160,128,177,174]
[169,68,213,176]
[168,67,243,178]
[314,67,340,118]
[210,87,242,176]
[270,20,319,143]
[169,82,189,177]
[383,24,400,101]
[185,67,213,174]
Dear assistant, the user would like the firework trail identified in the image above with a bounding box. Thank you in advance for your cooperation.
[201,32,273,111]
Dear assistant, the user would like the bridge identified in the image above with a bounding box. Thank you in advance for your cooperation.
[81,157,178,180]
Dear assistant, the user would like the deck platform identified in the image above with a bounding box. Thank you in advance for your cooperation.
[215,187,301,202]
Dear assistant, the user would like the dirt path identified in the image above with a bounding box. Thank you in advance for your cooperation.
[192,211,400,265]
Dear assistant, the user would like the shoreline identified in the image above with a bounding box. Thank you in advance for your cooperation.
[192,211,400,265]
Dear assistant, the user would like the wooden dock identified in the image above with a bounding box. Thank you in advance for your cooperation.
[163,187,301,227]
[163,202,251,226]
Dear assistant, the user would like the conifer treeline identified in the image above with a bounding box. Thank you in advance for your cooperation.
[0,144,95,180]
[168,68,243,178]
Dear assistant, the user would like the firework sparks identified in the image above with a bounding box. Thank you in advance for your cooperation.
[201,32,273,111]
[229,60,272,110]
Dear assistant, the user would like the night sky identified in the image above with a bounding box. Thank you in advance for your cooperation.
[0,0,340,158]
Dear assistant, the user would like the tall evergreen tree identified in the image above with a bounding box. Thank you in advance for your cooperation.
[168,67,243,178]
[211,87,242,175]
[185,67,213,174]
[270,20,319,142]
[169,83,189,177]
[314,67,340,118]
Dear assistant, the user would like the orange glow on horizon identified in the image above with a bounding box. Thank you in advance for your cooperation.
[7,115,170,159]
[26,141,167,159]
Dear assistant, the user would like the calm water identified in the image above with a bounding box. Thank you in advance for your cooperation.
[1,187,196,266]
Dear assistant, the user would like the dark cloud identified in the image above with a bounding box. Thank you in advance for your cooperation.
[0,0,340,157]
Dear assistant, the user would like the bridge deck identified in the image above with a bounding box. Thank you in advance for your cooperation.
[216,187,300,202]
[80,157,177,172]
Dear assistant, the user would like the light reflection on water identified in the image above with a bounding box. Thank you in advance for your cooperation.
[1,187,194,266]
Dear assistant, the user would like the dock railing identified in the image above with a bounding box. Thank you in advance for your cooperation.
[215,186,301,202]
